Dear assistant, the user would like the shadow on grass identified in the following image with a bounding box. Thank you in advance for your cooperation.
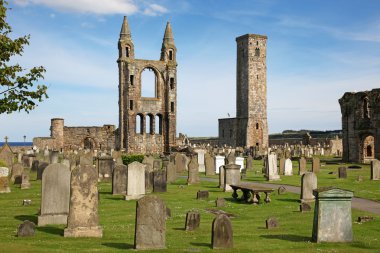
[36,226,63,236]
[260,234,310,242]
[173,227,185,231]
[277,198,299,203]
[14,215,37,224]
[190,242,211,248]
[102,242,134,249]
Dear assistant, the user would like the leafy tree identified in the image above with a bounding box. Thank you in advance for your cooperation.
[0,0,48,114]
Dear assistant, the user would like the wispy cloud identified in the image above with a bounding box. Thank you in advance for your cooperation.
[143,3,168,16]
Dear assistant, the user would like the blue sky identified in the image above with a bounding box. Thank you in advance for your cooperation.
[1,0,380,141]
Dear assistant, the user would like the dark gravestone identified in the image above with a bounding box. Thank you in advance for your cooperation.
[278,186,286,195]
[338,167,347,179]
[300,202,312,212]
[266,217,278,229]
[153,159,162,170]
[153,170,167,192]
[11,163,23,183]
[185,211,200,231]
[145,170,154,193]
[212,214,233,249]
[246,155,253,170]
[166,162,177,184]
[112,164,128,195]
[166,207,171,219]
[37,162,49,180]
[97,156,114,182]
[197,190,209,200]
[134,195,166,250]
[20,170,31,189]
[215,197,226,207]
[31,160,39,172]
[17,220,36,237]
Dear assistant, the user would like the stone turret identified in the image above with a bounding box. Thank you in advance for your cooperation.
[160,22,176,62]
[51,118,64,150]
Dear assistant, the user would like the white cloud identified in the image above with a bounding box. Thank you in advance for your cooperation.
[143,3,168,16]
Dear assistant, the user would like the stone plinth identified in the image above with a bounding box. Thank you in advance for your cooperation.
[224,164,241,192]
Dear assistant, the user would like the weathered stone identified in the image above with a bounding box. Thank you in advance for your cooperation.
[226,152,236,164]
[79,153,93,166]
[153,170,167,192]
[0,167,9,177]
[20,170,31,189]
[205,153,215,176]
[211,214,233,249]
[301,172,317,203]
[187,155,200,185]
[338,167,347,179]
[17,220,36,237]
[175,153,187,173]
[219,165,225,189]
[246,155,253,170]
[97,156,114,182]
[37,162,49,180]
[31,160,39,172]
[215,155,225,174]
[224,164,241,192]
[284,158,293,176]
[153,159,162,170]
[112,164,128,195]
[134,195,166,250]
[300,202,311,212]
[312,157,320,174]
[299,157,307,175]
[23,199,32,205]
[185,211,200,231]
[64,165,102,237]
[0,176,10,193]
[194,149,206,172]
[50,150,59,164]
[125,161,146,200]
[277,186,286,195]
[166,161,177,183]
[312,187,353,243]
[215,197,226,207]
[197,190,209,199]
[266,217,278,229]
[279,157,285,175]
[38,163,71,226]
[266,153,280,181]
[370,159,380,180]
[11,163,23,183]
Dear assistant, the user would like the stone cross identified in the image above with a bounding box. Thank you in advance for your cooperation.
[4,136,8,143]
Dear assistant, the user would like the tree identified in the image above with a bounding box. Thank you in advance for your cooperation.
[0,0,48,114]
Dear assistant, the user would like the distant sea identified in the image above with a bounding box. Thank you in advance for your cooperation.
[0,142,33,147]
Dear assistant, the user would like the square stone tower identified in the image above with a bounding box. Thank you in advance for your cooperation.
[219,34,268,152]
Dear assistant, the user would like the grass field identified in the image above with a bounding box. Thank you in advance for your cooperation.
[0,169,379,253]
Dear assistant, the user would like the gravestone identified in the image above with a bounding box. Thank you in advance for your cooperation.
[215,155,225,174]
[22,155,32,168]
[79,153,93,166]
[38,163,71,226]
[226,152,236,164]
[37,162,49,180]
[153,159,162,170]
[112,151,123,165]
[97,156,114,182]
[153,170,167,192]
[370,159,380,180]
[299,157,307,175]
[266,153,280,181]
[20,170,31,189]
[134,195,166,250]
[195,149,206,172]
[235,156,244,172]
[143,155,154,170]
[246,155,253,170]
[166,161,177,183]
[62,159,70,169]
[212,214,233,249]
[175,153,187,173]
[216,197,226,207]
[301,172,317,203]
[279,157,285,175]
[126,161,146,200]
[224,164,241,192]
[284,158,293,176]
[187,156,200,185]
[145,162,154,193]
[300,202,312,212]
[266,217,278,229]
[50,150,59,164]
[31,160,39,172]
[312,157,320,174]
[278,186,286,194]
[11,163,23,183]
[338,167,347,179]
[197,190,209,199]
[219,165,225,189]
[0,167,9,177]
[312,187,353,243]
[17,220,36,237]
[0,176,10,193]
[0,142,14,168]
[112,164,128,195]
[205,153,215,176]
[185,211,200,231]
[64,165,102,237]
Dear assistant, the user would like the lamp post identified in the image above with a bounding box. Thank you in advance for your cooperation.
[23,135,26,146]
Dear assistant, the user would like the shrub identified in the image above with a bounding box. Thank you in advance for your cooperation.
[121,154,144,166]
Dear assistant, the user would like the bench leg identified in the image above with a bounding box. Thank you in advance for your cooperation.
[252,191,259,205]
[265,192,271,203]
[242,189,251,203]
[232,188,238,200]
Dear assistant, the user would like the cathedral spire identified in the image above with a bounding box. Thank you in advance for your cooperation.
[163,22,174,43]
[161,22,176,61]
[120,16,131,40]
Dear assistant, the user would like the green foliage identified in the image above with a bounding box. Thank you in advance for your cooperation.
[121,154,144,166]
[0,158,7,167]
[0,0,48,114]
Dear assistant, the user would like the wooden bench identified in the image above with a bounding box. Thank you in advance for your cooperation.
[230,183,274,204]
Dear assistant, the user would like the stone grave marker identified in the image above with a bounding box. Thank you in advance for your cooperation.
[166,161,177,184]
[215,197,226,207]
[226,152,236,164]
[300,202,311,212]
[187,155,200,185]
[284,158,293,176]
[38,163,71,226]
[215,155,225,174]
[50,150,59,164]
[266,153,280,181]
[11,163,23,183]
[37,162,49,180]
[299,157,307,175]
[175,153,186,173]
[17,220,36,237]
[153,159,162,170]
[153,169,167,192]
[338,167,347,179]
[197,190,209,199]
[246,155,253,170]
[31,160,39,172]
[126,161,146,200]
[112,164,128,195]
[64,165,102,237]
[194,149,206,172]
[185,211,200,231]
[0,141,14,168]
[224,164,241,192]
[266,217,278,229]
[301,172,317,203]
[279,157,285,175]
[212,214,233,249]
[97,156,114,182]
[20,170,31,189]
[79,152,93,166]
[370,159,380,180]
[0,176,10,193]
[278,186,286,194]
[205,153,215,176]
[134,195,166,250]
[312,157,320,174]
[219,165,225,189]
[145,162,154,193]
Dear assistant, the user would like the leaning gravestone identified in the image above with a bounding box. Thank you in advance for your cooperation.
[134,195,166,250]
[126,161,146,200]
[112,164,128,195]
[20,170,31,189]
[187,155,200,185]
[312,157,320,174]
[185,211,200,231]
[312,187,353,242]
[38,163,71,226]
[153,170,167,192]
[212,214,233,249]
[300,172,317,203]
[284,158,293,176]
[64,164,102,237]
[299,157,307,175]
[370,159,380,180]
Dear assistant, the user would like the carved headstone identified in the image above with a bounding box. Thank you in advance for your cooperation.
[279,157,285,175]
[215,155,225,174]
[312,157,320,174]
[185,211,200,231]
[211,214,233,249]
[31,160,39,172]
[246,155,253,170]
[126,161,146,200]
[266,217,278,229]
[370,159,380,180]
[219,165,225,189]
[284,158,293,176]
[215,197,226,207]
[97,156,114,182]
[153,170,167,192]
[187,155,200,185]
[197,190,209,199]
[299,157,307,175]
[134,195,166,250]
[20,170,31,189]
[205,153,215,176]
[17,220,36,237]
[112,164,128,195]
[166,161,177,183]
[64,165,102,237]
[224,164,241,192]
[50,150,59,164]
[301,172,317,203]
[11,163,23,183]
[266,153,280,181]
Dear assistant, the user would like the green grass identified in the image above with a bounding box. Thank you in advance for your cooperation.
[244,157,380,202]
[0,170,379,252]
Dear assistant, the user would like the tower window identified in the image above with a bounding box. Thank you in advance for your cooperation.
[256,123,259,129]
[126,47,130,57]
[255,47,260,57]
[130,75,134,85]
[170,77,175,89]
[170,102,174,112]
[129,100,133,110]
[169,50,173,60]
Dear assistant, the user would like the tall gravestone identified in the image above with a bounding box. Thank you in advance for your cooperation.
[219,165,225,189]
[20,170,31,189]
[37,162,49,180]
[64,165,102,237]
[134,195,166,250]
[284,158,293,176]
[112,164,128,195]
[312,187,353,242]
[166,161,177,183]
[224,164,241,192]
[38,163,71,226]
[153,170,167,192]
[205,153,215,176]
[215,155,225,174]
[266,153,280,181]
[370,159,380,180]
[246,155,253,170]
[212,214,233,249]
[300,172,317,203]
[312,157,320,174]
[126,161,146,200]
[97,156,114,182]
[187,155,200,185]
[279,157,285,175]
[299,157,307,175]
[195,149,206,172]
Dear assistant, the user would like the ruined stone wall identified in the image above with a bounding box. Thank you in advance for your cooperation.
[339,88,380,163]
[32,137,56,150]
[63,125,116,150]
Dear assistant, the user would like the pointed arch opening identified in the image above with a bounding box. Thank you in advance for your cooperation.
[141,67,157,98]
[155,114,162,135]
[136,114,144,134]
[146,114,154,134]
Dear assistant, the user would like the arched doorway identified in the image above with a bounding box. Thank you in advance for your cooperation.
[83,137,95,150]
[362,135,375,162]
